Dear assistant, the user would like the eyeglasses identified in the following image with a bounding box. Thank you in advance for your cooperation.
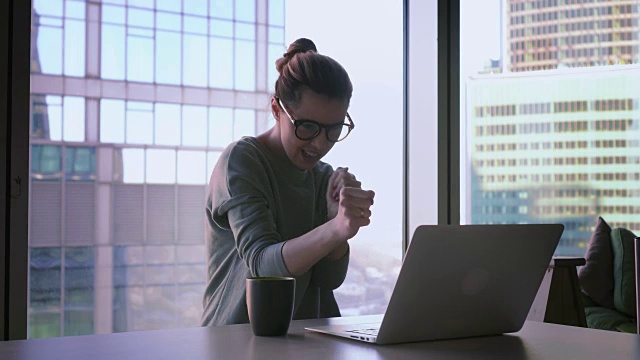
[276,98,355,142]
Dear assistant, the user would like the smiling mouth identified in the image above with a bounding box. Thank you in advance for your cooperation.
[302,149,320,160]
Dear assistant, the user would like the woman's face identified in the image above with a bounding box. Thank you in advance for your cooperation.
[272,90,349,171]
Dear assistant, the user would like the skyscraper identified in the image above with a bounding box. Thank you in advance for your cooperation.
[465,0,640,255]
[29,0,286,338]
[507,0,640,72]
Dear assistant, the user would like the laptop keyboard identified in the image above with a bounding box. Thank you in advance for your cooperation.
[346,328,379,336]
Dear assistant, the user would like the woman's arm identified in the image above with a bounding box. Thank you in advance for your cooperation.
[282,187,374,275]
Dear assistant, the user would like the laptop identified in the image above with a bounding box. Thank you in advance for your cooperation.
[306,224,563,345]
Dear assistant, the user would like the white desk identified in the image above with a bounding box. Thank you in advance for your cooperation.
[1,315,638,359]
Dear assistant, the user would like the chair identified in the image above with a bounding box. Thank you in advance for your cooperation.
[635,236,639,335]
[578,224,638,334]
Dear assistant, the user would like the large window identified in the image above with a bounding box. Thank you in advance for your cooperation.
[28,0,405,337]
[29,0,283,338]
[460,0,640,256]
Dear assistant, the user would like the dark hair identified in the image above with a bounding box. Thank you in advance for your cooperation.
[274,38,353,109]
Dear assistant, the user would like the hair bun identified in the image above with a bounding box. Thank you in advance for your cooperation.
[275,38,318,74]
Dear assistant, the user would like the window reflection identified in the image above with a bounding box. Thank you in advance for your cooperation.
[120,148,145,183]
[183,35,208,87]
[234,109,256,140]
[235,0,256,22]
[235,40,256,91]
[32,145,63,181]
[209,107,234,147]
[155,103,181,145]
[210,0,233,20]
[146,149,177,184]
[65,147,96,181]
[209,38,234,88]
[182,106,208,146]
[177,151,207,185]
[126,102,153,145]
[101,24,126,79]
[30,0,287,339]
[62,97,85,142]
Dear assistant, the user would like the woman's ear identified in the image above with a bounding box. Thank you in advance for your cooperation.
[271,97,281,123]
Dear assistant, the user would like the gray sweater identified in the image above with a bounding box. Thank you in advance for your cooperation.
[201,136,349,326]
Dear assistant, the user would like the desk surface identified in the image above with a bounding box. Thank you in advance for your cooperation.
[1,315,639,360]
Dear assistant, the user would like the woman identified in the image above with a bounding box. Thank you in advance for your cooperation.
[202,38,375,326]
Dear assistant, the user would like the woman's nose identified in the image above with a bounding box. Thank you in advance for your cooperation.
[310,129,329,149]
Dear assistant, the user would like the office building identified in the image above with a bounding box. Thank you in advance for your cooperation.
[28,0,285,337]
[507,0,640,72]
[466,65,640,255]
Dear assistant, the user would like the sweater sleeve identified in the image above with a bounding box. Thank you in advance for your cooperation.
[310,246,350,290]
[213,143,292,278]
[309,162,349,290]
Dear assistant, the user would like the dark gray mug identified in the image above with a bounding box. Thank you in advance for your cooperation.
[246,277,295,336]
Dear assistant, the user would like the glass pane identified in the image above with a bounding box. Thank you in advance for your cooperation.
[184,0,208,16]
[36,25,63,75]
[127,8,154,28]
[460,0,640,255]
[209,37,233,88]
[183,34,208,87]
[146,149,176,184]
[154,103,181,145]
[102,5,126,24]
[44,95,63,141]
[210,0,233,19]
[65,147,96,181]
[208,107,233,147]
[210,19,233,37]
[127,36,154,83]
[234,40,255,91]
[156,0,180,13]
[64,19,86,77]
[121,148,145,183]
[184,15,208,34]
[33,0,63,17]
[63,96,85,142]
[177,151,207,184]
[101,24,126,80]
[128,0,154,9]
[65,1,86,19]
[156,12,181,31]
[100,99,125,143]
[155,31,181,85]
[235,0,256,22]
[64,247,94,336]
[233,109,255,140]
[182,105,208,146]
[268,0,284,26]
[268,26,284,44]
[268,44,284,92]
[31,145,63,181]
[235,22,255,41]
[126,103,153,145]
[29,247,62,339]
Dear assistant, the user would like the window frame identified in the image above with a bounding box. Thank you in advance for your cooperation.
[1,0,31,341]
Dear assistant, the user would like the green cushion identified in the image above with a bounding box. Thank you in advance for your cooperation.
[584,306,634,331]
[615,322,638,334]
[610,227,638,318]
